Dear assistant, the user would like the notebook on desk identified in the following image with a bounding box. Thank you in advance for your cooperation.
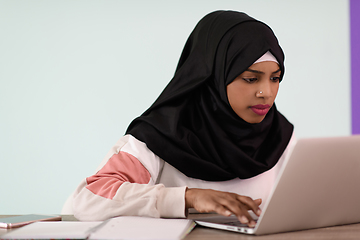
[194,135,360,235]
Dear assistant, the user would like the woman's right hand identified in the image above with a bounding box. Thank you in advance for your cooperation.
[185,188,262,227]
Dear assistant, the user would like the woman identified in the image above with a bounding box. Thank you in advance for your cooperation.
[72,10,294,227]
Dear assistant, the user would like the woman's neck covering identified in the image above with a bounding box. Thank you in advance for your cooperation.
[126,10,294,181]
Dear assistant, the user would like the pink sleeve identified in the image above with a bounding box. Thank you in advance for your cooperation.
[72,135,187,221]
[86,151,151,200]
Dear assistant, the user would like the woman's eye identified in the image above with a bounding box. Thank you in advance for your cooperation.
[242,78,257,83]
[271,77,280,82]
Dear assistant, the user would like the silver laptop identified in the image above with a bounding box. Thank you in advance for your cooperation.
[194,135,360,235]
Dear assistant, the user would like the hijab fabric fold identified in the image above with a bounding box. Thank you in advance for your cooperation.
[126,10,294,181]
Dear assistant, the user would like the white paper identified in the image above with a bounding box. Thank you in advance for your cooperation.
[0,217,195,240]
[89,216,195,240]
[1,221,102,239]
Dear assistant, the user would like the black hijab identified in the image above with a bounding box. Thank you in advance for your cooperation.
[126,10,294,181]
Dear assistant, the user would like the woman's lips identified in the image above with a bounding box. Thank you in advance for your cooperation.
[250,104,271,116]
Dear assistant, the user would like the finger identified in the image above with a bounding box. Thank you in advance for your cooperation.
[254,198,262,206]
[231,207,256,227]
[237,196,262,216]
[213,204,232,217]
[218,198,255,225]
[213,200,255,227]
[236,208,256,226]
[253,198,262,215]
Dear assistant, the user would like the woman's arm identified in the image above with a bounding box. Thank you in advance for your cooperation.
[72,135,187,221]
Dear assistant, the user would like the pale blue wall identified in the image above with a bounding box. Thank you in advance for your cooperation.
[0,0,350,214]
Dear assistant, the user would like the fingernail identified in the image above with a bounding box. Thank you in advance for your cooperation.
[257,209,262,215]
[249,221,256,227]
[240,216,249,224]
[224,210,232,216]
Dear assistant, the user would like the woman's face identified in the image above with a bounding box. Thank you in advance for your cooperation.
[227,61,281,124]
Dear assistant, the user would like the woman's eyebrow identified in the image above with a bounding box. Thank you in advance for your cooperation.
[245,68,281,74]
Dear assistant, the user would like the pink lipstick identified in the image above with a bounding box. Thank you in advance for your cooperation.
[250,104,270,116]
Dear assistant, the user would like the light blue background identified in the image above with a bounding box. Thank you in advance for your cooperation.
[0,0,350,214]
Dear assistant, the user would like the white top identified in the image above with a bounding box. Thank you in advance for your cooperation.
[72,134,296,221]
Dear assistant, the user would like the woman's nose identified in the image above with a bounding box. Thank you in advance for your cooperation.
[255,80,272,98]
